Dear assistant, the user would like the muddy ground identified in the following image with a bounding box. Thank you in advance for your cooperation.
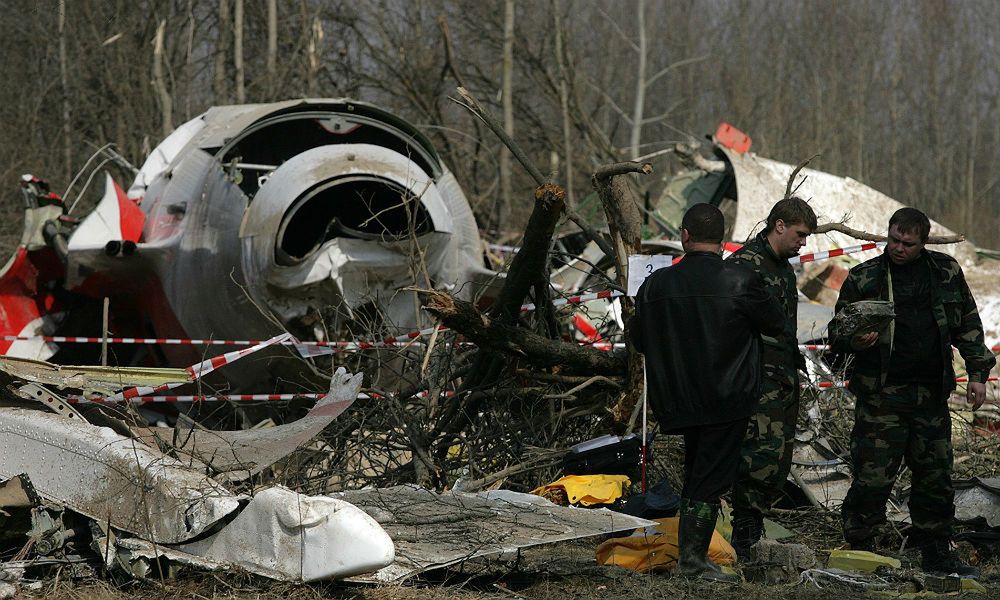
[13,536,1000,600]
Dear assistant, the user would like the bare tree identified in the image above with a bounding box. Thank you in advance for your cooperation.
[214,0,231,102]
[234,0,245,103]
[58,0,71,182]
[497,0,515,233]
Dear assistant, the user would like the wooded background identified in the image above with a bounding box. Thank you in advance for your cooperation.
[0,0,996,248]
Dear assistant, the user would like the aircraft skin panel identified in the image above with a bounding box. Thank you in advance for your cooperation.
[0,407,244,544]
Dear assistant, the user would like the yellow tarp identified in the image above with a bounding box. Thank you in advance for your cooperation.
[595,517,737,573]
[531,474,631,506]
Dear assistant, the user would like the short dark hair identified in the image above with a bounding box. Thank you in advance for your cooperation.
[888,207,930,242]
[682,203,724,243]
[765,196,817,233]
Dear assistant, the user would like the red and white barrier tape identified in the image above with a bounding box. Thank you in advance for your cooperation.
[809,377,999,390]
[787,242,885,265]
[486,243,521,254]
[800,344,1000,353]
[67,388,455,404]
[110,333,291,401]
[1,241,986,355]
[65,375,1000,404]
[0,334,436,348]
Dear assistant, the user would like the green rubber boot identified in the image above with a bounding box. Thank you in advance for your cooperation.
[677,499,739,583]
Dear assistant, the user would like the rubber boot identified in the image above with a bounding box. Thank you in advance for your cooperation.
[677,499,739,583]
[920,538,979,579]
[730,513,763,562]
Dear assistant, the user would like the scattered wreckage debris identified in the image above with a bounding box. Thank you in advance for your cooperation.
[0,99,492,390]
[0,357,398,582]
[334,485,652,583]
[0,355,653,587]
[0,95,997,597]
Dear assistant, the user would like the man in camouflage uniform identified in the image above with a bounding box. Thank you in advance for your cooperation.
[831,208,995,577]
[727,197,817,556]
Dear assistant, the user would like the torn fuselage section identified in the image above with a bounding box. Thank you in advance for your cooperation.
[240,142,462,337]
[0,365,396,582]
[31,99,486,377]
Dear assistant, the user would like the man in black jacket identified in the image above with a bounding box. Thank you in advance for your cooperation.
[631,204,784,582]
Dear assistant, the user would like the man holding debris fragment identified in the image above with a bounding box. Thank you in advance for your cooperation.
[727,196,817,558]
[631,204,783,583]
[831,207,996,577]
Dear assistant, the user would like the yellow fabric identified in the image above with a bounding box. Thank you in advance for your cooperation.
[595,517,737,573]
[530,475,631,506]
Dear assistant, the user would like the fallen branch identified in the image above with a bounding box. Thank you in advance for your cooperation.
[785,154,819,199]
[593,160,651,426]
[673,141,726,173]
[814,221,965,244]
[593,161,653,180]
[491,183,565,323]
[451,87,613,257]
[419,290,625,375]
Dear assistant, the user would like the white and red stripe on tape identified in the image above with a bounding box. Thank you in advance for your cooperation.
[69,389,455,404]
[110,333,291,401]
[67,377,1000,404]
[1,240,984,354]
[787,242,885,265]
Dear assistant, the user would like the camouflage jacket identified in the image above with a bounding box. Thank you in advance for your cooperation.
[727,232,801,381]
[830,250,996,398]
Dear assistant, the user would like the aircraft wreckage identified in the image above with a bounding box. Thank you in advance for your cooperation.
[0,102,996,585]
[0,98,489,382]
[0,358,650,582]
[0,99,657,584]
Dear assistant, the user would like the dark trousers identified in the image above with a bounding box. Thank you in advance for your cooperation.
[842,382,954,544]
[674,417,750,503]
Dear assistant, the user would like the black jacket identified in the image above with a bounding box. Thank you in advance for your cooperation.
[630,251,784,429]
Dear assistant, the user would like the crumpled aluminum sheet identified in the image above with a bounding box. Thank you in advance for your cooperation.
[335,485,654,583]
[147,368,360,481]
[829,300,895,342]
[0,407,242,543]
[954,478,1000,528]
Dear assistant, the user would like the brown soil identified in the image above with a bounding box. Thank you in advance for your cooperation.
[14,538,1000,600]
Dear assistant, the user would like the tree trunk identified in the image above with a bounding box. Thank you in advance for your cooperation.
[267,0,278,97]
[58,0,71,183]
[214,0,231,102]
[497,0,515,233]
[553,0,574,206]
[307,16,323,96]
[152,20,173,137]
[593,162,651,424]
[185,0,196,119]
[234,0,245,103]
[628,0,646,160]
[421,291,625,375]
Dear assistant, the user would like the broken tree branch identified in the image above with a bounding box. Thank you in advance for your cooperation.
[419,290,625,375]
[593,161,653,180]
[673,141,726,173]
[491,183,565,323]
[451,87,613,257]
[455,86,545,185]
[592,161,651,426]
[784,153,819,199]
[814,221,965,244]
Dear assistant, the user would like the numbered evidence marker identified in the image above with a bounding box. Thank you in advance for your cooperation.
[627,254,675,296]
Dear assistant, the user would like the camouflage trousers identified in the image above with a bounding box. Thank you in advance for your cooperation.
[842,383,954,544]
[731,374,799,521]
